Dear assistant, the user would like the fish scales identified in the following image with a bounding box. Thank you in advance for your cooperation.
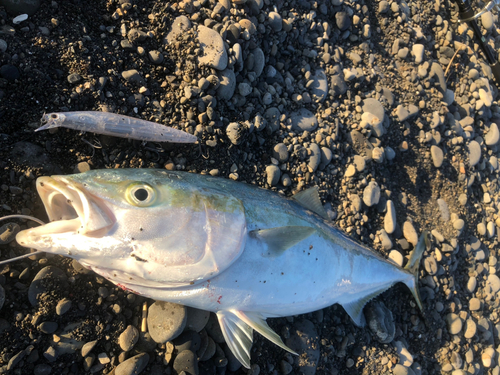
[16,168,426,368]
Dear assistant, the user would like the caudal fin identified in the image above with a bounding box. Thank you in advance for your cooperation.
[404,230,429,311]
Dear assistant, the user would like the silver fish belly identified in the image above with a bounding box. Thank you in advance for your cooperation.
[15,169,426,368]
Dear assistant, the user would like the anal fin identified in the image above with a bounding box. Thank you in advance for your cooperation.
[342,289,390,327]
[217,311,254,369]
[217,310,297,369]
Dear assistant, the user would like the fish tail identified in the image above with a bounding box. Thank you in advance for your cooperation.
[403,230,429,311]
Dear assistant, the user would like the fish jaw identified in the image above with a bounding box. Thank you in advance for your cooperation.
[16,175,116,252]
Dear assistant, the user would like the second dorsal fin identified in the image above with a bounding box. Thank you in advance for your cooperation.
[292,186,329,220]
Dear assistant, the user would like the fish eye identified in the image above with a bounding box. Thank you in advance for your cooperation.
[50,113,58,119]
[127,182,157,207]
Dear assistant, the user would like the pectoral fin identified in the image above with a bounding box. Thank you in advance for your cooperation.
[250,226,316,257]
[292,186,330,220]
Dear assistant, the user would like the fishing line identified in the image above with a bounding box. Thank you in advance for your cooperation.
[0,214,46,265]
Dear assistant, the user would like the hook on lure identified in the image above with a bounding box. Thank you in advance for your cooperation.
[0,215,46,266]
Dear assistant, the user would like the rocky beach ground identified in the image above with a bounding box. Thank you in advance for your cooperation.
[1,0,500,374]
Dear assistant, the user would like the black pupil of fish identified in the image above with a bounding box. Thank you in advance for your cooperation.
[134,188,149,201]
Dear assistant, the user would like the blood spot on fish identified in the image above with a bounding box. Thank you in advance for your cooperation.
[217,296,222,304]
[309,245,313,250]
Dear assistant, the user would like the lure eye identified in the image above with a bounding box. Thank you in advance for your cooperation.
[127,182,157,207]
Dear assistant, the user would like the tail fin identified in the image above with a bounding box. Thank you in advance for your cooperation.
[404,230,429,311]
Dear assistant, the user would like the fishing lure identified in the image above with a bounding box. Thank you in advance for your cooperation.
[36,111,198,144]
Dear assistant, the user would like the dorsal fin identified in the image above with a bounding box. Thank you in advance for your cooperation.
[292,186,329,220]
[249,226,316,257]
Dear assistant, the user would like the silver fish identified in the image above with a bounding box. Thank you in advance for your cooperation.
[16,169,427,368]
[37,111,198,143]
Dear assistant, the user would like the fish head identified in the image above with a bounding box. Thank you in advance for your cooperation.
[16,169,247,287]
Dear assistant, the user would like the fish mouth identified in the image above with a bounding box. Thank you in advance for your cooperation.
[18,176,116,243]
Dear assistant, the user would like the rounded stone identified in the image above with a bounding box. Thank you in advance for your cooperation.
[273,143,289,163]
[0,223,20,245]
[485,122,500,146]
[268,11,282,32]
[468,140,481,166]
[147,301,187,344]
[290,108,318,132]
[403,221,418,247]
[384,200,396,234]
[266,165,281,186]
[173,350,199,375]
[56,298,71,315]
[463,318,477,339]
[115,353,149,375]
[198,25,227,70]
[119,325,139,352]
[0,65,20,81]
[363,181,381,207]
[446,313,462,335]
[431,145,444,167]
[185,307,210,332]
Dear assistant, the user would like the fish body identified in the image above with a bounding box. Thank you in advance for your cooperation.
[16,169,425,368]
[37,111,198,143]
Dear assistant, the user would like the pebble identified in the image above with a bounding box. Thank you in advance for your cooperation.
[384,200,396,234]
[412,44,424,64]
[55,298,71,315]
[266,165,281,186]
[0,39,7,53]
[389,250,404,266]
[363,98,385,123]
[0,222,20,244]
[185,307,210,332]
[468,298,480,313]
[363,181,381,207]
[290,108,318,132]
[487,274,500,293]
[335,11,351,31]
[81,340,98,357]
[446,313,463,335]
[119,325,139,352]
[39,322,58,334]
[437,199,450,221]
[395,341,413,366]
[310,69,328,102]
[464,318,477,339]
[273,143,289,162]
[173,350,199,375]
[481,11,494,31]
[354,155,366,171]
[268,11,282,32]
[226,122,244,145]
[33,364,52,375]
[0,64,19,81]
[148,50,164,65]
[467,277,477,293]
[165,16,191,44]
[198,26,227,70]
[217,68,236,100]
[115,353,149,375]
[482,347,496,368]
[430,145,444,167]
[468,140,481,166]
[121,70,145,85]
[147,302,187,344]
[485,122,500,146]
[403,221,418,247]
[308,144,321,173]
[331,75,347,95]
[251,47,265,77]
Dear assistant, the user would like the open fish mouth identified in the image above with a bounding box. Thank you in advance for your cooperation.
[20,176,116,240]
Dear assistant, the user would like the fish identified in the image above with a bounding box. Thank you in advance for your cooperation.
[36,111,198,144]
[15,168,427,368]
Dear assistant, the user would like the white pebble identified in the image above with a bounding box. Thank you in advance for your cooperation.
[384,200,397,234]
